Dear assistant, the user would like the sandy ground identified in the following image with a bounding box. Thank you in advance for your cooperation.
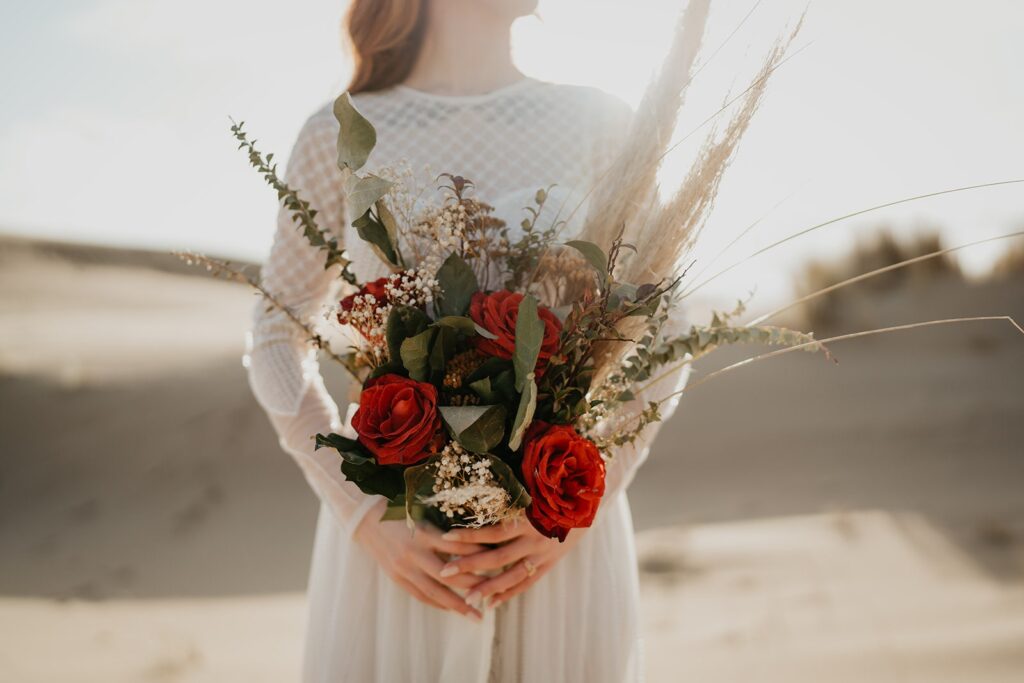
[1,237,1023,682]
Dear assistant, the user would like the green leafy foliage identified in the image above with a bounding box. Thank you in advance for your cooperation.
[507,375,537,451]
[230,121,355,283]
[483,455,531,509]
[399,328,437,382]
[435,316,479,336]
[439,404,507,453]
[399,324,454,384]
[314,432,404,500]
[565,240,609,281]
[344,174,394,221]
[403,460,436,528]
[435,253,479,316]
[501,186,560,290]
[385,306,429,364]
[333,92,376,171]
[512,294,543,391]
[352,206,402,268]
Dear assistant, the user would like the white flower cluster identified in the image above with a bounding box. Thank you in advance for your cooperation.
[335,268,437,348]
[383,269,437,308]
[409,202,470,280]
[376,161,435,230]
[426,441,512,527]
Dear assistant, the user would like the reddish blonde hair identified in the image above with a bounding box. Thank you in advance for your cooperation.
[346,0,429,94]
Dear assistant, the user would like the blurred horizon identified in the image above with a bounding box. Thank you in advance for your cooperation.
[1,0,1022,305]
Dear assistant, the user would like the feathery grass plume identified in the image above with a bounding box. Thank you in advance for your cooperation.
[579,0,710,254]
[588,16,803,384]
[622,18,803,287]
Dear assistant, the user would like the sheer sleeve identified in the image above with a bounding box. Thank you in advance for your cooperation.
[244,111,379,537]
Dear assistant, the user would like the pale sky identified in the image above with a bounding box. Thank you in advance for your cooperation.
[1,0,1021,306]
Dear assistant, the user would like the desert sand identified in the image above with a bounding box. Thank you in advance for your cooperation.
[1,235,1022,682]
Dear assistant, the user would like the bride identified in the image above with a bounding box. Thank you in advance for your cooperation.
[246,0,689,680]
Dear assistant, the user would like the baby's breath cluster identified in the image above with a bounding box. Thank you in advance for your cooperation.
[384,268,437,308]
[336,268,437,352]
[425,442,512,527]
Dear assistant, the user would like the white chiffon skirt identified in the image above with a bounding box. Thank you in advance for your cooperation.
[301,490,643,682]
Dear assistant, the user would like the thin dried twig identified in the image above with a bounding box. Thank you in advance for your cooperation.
[680,179,1024,299]
[663,315,1024,403]
[174,251,358,379]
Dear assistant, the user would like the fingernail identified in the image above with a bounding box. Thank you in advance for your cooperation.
[467,610,482,622]
[485,596,498,609]
[465,591,481,609]
[442,531,459,540]
[439,564,459,578]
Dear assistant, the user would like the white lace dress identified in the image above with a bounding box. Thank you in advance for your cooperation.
[246,78,690,682]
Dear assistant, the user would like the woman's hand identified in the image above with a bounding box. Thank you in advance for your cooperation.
[354,499,489,620]
[437,515,585,610]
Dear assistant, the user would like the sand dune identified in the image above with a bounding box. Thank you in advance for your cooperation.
[1,236,1022,681]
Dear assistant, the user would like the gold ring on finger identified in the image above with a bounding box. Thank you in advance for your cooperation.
[523,558,537,577]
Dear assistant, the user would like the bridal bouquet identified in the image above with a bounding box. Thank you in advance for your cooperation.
[210,84,823,542]
[186,0,1020,542]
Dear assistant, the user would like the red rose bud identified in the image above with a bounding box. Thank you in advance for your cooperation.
[468,291,562,376]
[521,421,606,542]
[351,374,441,466]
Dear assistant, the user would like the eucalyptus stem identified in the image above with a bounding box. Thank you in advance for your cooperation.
[230,119,356,284]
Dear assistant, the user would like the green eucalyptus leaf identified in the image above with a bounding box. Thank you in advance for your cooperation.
[435,316,479,336]
[345,173,393,221]
[428,324,455,384]
[339,458,404,500]
[400,328,437,382]
[512,294,543,392]
[435,253,479,316]
[565,240,608,280]
[314,432,369,463]
[403,460,436,529]
[507,375,537,451]
[374,198,401,257]
[353,210,401,268]
[385,306,429,364]
[333,92,376,171]
[483,455,531,509]
[468,377,498,403]
[439,404,507,453]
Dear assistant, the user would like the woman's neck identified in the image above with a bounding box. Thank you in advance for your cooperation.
[403,3,524,96]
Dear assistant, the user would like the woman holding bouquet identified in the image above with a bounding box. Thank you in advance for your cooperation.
[247,0,690,680]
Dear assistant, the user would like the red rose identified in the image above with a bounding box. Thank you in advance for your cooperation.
[468,291,562,375]
[351,374,441,466]
[521,421,606,541]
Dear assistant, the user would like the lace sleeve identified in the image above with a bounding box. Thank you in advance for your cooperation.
[245,111,379,536]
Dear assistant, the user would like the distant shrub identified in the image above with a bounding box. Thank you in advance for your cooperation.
[990,240,1024,280]
[796,228,961,327]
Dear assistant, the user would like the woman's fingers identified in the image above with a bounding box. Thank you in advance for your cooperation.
[486,571,543,610]
[442,538,530,575]
[415,549,485,591]
[392,574,447,612]
[416,524,488,555]
[464,557,539,606]
[442,517,528,545]
[408,569,482,620]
